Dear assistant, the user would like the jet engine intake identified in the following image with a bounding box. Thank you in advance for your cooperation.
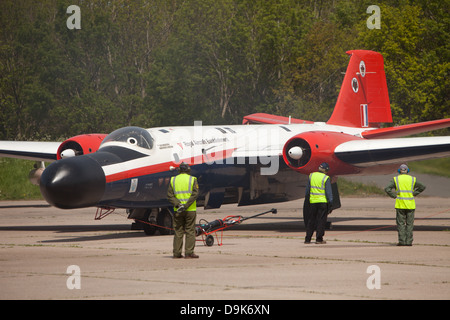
[282,131,361,175]
[57,134,107,160]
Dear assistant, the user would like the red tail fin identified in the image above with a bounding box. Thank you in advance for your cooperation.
[327,50,392,128]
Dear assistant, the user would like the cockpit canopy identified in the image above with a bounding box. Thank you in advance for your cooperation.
[100,126,154,150]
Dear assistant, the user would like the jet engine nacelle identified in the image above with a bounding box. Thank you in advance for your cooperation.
[57,134,107,160]
[28,134,106,185]
[282,131,361,175]
[29,162,45,186]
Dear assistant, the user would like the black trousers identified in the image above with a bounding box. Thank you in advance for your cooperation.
[305,203,328,242]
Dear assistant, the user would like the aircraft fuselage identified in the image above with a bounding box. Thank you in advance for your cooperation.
[39,123,366,210]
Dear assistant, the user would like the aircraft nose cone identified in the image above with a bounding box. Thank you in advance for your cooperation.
[40,155,105,209]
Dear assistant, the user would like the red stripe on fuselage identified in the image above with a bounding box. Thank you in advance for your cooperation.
[104,149,236,183]
[105,161,169,183]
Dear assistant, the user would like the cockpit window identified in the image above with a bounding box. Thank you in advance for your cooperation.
[100,126,154,150]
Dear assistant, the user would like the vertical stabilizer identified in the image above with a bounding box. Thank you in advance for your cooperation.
[327,50,392,128]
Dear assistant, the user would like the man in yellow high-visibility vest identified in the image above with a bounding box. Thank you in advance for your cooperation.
[304,162,333,244]
[167,162,199,258]
[385,164,426,246]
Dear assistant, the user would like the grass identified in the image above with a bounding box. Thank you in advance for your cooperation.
[337,178,385,197]
[0,158,43,200]
[408,158,450,178]
[337,158,450,196]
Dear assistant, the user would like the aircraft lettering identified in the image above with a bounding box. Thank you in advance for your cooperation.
[157,143,173,149]
[182,137,228,147]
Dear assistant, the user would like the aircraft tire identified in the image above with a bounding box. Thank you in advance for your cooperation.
[157,208,174,235]
[143,223,156,236]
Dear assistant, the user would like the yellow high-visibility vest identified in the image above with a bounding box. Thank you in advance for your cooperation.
[170,173,197,211]
[394,174,416,209]
[309,172,329,203]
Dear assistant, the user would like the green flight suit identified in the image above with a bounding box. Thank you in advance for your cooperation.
[167,173,199,257]
[385,174,426,246]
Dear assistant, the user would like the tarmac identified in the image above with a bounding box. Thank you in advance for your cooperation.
[0,196,449,302]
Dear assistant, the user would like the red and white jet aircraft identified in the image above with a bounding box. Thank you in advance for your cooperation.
[1,50,450,234]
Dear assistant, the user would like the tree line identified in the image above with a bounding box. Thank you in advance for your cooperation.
[1,0,448,140]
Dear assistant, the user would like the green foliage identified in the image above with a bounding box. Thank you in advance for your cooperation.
[357,1,449,126]
[0,0,448,139]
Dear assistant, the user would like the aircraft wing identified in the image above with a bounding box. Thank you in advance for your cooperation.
[0,141,60,162]
[335,136,450,167]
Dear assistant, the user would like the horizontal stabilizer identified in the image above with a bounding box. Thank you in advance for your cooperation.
[361,118,450,139]
[243,113,314,125]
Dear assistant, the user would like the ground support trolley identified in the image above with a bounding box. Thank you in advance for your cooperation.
[195,208,277,246]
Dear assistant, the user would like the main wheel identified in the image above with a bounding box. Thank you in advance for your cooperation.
[143,223,156,235]
[157,208,173,235]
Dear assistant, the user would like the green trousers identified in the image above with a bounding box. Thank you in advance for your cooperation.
[173,210,196,257]
[396,209,415,245]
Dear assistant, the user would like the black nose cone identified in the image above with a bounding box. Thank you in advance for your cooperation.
[40,156,106,209]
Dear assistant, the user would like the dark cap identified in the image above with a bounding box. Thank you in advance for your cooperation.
[319,162,330,172]
[179,162,190,173]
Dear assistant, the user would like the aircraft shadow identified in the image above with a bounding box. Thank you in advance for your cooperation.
[227,216,449,233]
[40,231,148,243]
[0,224,130,233]
[0,224,144,243]
[0,215,447,243]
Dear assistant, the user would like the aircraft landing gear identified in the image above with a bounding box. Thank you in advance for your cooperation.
[156,208,173,235]
[128,208,173,235]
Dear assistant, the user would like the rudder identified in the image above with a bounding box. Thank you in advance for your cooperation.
[327,50,392,128]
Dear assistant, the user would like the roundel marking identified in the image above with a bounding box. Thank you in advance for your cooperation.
[359,61,366,77]
[352,77,359,93]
